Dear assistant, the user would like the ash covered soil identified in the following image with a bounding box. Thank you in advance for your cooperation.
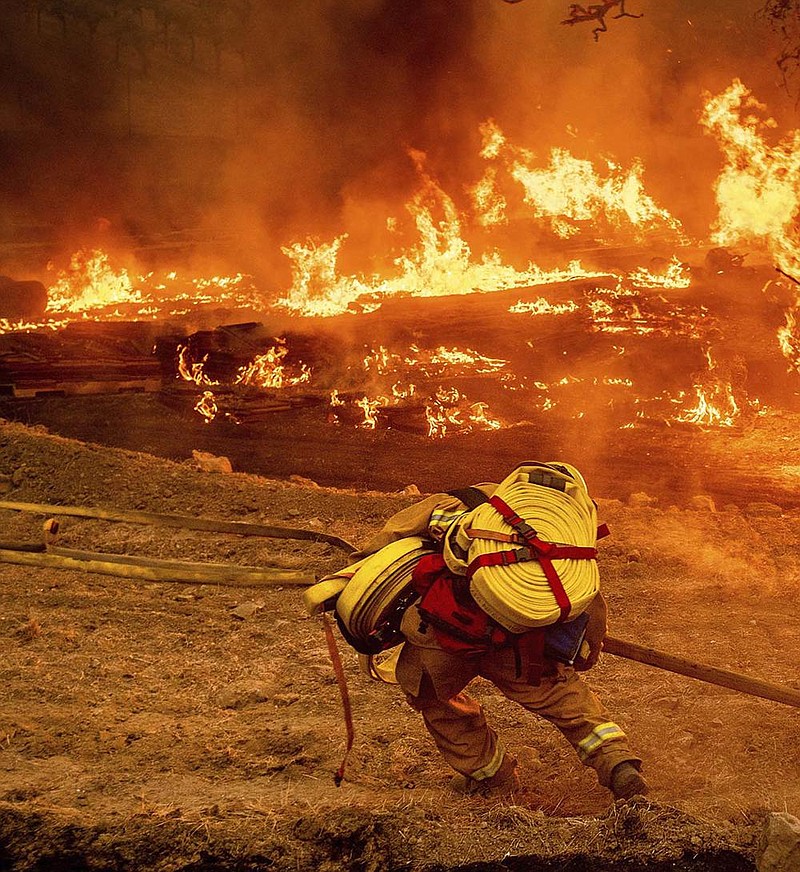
[0,421,798,871]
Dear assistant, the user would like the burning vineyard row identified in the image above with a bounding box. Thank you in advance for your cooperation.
[1,80,799,441]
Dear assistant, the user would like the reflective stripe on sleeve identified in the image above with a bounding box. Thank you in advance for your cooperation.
[428,509,468,539]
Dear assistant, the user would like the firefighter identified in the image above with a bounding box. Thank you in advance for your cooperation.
[352,475,649,801]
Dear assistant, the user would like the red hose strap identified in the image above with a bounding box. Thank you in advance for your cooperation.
[477,496,598,622]
[489,496,536,541]
[322,612,354,786]
[539,556,571,621]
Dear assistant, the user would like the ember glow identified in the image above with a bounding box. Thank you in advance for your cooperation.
[425,389,503,439]
[234,341,311,390]
[177,345,218,387]
[4,80,799,442]
[194,390,219,424]
[676,382,740,428]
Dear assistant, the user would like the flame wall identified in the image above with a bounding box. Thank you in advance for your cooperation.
[0,1,793,284]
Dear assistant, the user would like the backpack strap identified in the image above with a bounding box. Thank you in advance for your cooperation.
[465,495,597,622]
[446,486,492,510]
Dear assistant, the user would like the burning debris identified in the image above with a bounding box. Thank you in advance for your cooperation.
[1,81,799,446]
[701,79,800,279]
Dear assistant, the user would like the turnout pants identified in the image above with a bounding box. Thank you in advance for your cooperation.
[396,608,641,787]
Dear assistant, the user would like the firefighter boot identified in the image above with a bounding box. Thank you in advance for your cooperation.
[449,754,520,798]
[610,761,649,800]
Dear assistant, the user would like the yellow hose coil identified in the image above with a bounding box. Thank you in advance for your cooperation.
[332,537,435,645]
[302,559,366,616]
[444,463,600,632]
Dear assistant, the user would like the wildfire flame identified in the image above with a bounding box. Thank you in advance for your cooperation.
[677,383,740,428]
[194,390,218,424]
[778,305,800,372]
[9,82,792,442]
[39,250,263,326]
[46,250,140,313]
[272,147,613,318]
[356,395,383,429]
[177,345,218,387]
[425,387,502,438]
[475,120,685,241]
[234,340,311,389]
[627,257,691,289]
[702,79,800,276]
[675,348,742,428]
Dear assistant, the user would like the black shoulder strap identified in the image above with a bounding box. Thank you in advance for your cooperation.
[446,486,491,510]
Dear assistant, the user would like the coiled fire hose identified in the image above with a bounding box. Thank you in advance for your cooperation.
[445,474,600,631]
[333,538,435,643]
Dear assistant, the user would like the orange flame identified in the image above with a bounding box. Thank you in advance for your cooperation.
[424,387,502,438]
[778,304,800,372]
[508,297,579,315]
[675,348,741,428]
[470,166,508,228]
[46,250,140,313]
[234,340,311,389]
[272,148,611,318]
[676,384,740,428]
[177,345,218,387]
[702,79,800,276]
[626,257,691,289]
[194,390,218,424]
[477,120,684,241]
[276,236,374,318]
[356,395,383,429]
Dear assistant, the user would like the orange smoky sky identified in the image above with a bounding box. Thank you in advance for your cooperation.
[0,1,793,282]
[213,0,794,280]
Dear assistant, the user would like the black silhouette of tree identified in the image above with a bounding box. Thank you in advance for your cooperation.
[16,0,249,76]
[760,0,800,85]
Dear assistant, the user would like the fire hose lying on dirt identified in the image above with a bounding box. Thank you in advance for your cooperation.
[2,496,799,713]
[0,498,352,586]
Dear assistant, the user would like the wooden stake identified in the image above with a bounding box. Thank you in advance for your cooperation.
[603,635,800,709]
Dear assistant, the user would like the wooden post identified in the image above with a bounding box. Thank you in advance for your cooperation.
[603,635,800,710]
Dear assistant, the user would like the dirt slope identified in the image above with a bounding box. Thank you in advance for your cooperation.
[0,420,797,871]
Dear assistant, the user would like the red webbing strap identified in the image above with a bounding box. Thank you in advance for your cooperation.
[518,627,546,686]
[538,557,572,622]
[322,612,354,787]
[474,496,597,622]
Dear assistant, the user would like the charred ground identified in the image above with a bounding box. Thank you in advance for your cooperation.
[0,420,798,871]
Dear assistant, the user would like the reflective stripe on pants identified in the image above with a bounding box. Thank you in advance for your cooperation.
[397,638,641,787]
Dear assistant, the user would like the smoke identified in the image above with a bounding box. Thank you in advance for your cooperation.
[0,1,794,284]
[215,0,492,282]
[216,0,794,284]
[470,0,791,239]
